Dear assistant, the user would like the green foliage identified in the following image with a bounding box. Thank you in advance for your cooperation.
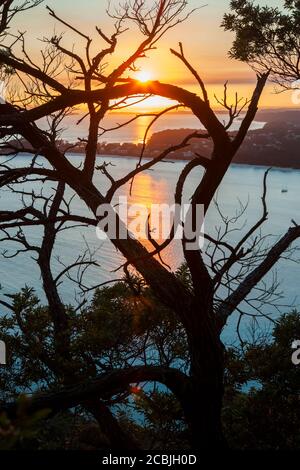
[0,395,50,450]
[175,263,193,293]
[0,280,299,449]
[121,311,300,449]
[0,287,56,400]
[132,389,189,449]
[223,311,300,449]
[222,1,300,83]
[0,279,188,449]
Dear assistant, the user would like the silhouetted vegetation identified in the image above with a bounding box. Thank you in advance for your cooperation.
[0,0,299,451]
[0,281,299,449]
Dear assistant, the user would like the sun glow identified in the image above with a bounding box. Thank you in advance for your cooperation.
[135,70,152,83]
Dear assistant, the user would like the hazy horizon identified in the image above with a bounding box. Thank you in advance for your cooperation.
[12,0,297,110]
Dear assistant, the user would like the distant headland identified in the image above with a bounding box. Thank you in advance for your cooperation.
[1,109,300,169]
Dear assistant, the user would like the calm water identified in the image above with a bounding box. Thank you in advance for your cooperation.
[0,154,299,343]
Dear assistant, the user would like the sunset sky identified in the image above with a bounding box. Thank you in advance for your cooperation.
[16,0,295,110]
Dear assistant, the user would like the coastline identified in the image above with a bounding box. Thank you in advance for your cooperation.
[2,150,300,172]
[65,151,300,171]
[1,109,299,169]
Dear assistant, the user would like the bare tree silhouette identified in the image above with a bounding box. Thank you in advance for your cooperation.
[0,0,299,449]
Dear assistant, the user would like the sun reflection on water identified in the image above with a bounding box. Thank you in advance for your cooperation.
[124,172,179,267]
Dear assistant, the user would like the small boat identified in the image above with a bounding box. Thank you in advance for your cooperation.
[281,188,288,193]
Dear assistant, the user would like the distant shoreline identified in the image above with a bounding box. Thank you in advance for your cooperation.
[1,109,299,169]
[2,151,298,172]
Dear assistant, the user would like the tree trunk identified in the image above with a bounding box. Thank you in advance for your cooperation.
[85,400,140,450]
[183,304,226,450]
[38,251,70,358]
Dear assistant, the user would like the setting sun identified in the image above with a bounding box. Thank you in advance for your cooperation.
[135,71,152,83]
[1,0,300,456]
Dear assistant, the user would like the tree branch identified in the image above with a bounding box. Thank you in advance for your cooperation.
[2,366,190,418]
[217,224,300,325]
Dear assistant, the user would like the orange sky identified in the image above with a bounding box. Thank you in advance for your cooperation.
[13,0,295,110]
